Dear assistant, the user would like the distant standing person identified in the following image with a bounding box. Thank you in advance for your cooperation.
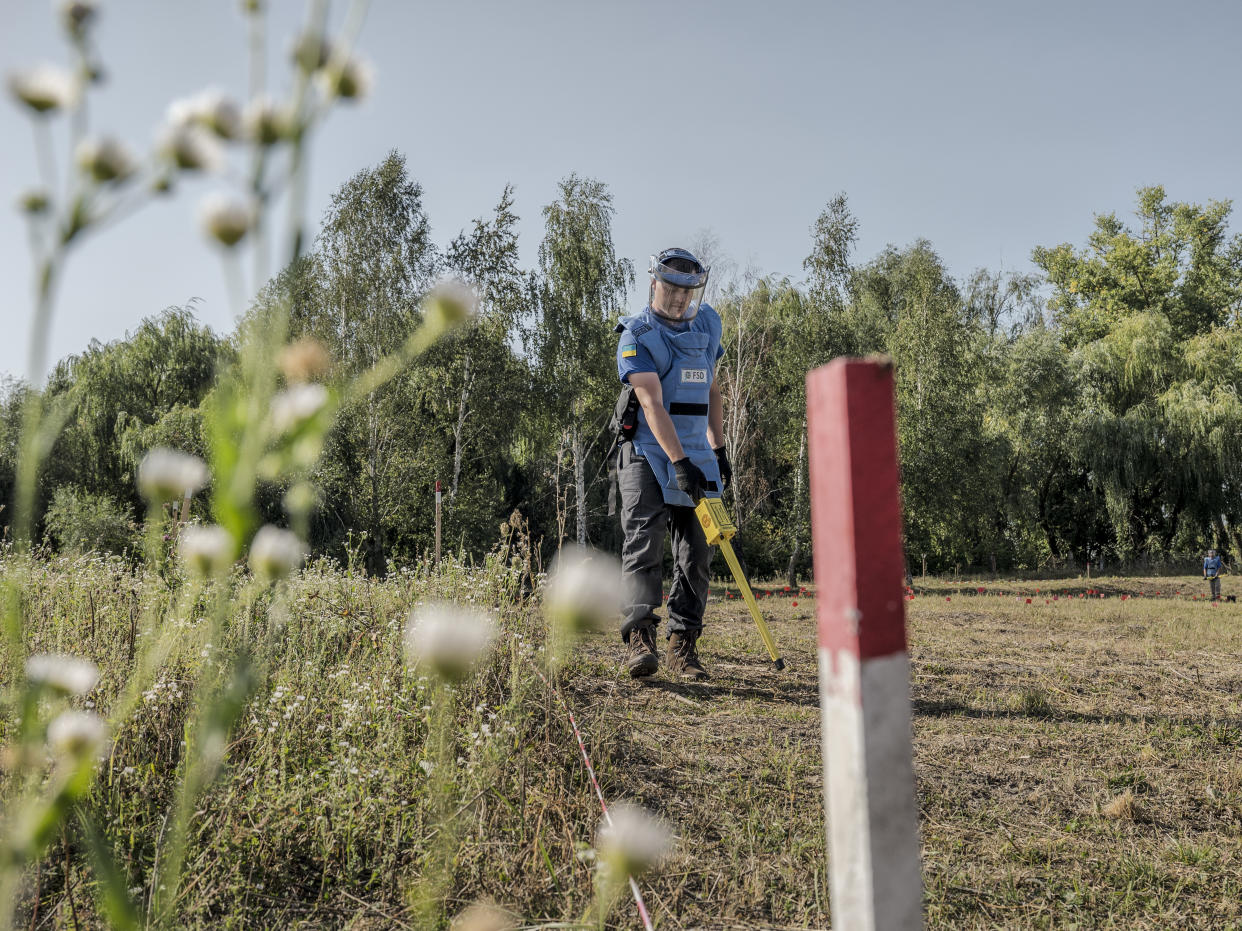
[1204,549,1223,601]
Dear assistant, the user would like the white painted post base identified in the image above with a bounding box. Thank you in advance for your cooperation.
[820,648,922,930]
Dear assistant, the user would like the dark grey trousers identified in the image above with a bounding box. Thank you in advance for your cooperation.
[618,442,711,641]
[1210,577,1221,599]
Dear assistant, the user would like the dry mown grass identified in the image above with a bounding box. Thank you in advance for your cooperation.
[565,574,1242,929]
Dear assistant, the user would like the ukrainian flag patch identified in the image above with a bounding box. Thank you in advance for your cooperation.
[621,343,637,358]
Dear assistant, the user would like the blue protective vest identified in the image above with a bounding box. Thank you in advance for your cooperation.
[1205,556,1222,578]
[614,304,723,507]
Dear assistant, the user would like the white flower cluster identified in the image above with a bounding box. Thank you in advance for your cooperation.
[141,676,185,705]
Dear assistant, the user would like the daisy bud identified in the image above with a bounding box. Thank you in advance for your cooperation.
[249,525,308,581]
[191,88,242,139]
[283,482,318,517]
[422,279,478,334]
[198,193,256,247]
[242,95,294,146]
[404,604,496,682]
[318,57,374,102]
[59,1,98,39]
[46,710,108,760]
[292,32,333,72]
[278,337,331,383]
[25,653,99,696]
[75,136,136,183]
[596,803,673,878]
[19,189,51,214]
[179,524,235,576]
[158,124,224,173]
[138,448,209,503]
[8,63,78,113]
[271,382,329,434]
[544,546,624,635]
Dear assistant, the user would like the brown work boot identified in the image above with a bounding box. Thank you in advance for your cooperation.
[625,626,658,678]
[668,632,709,680]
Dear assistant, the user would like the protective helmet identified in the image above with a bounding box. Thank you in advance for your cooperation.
[649,247,709,322]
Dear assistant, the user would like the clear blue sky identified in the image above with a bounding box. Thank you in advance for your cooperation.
[3,0,1240,382]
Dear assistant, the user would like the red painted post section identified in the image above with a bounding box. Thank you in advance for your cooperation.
[809,359,907,663]
[807,357,922,931]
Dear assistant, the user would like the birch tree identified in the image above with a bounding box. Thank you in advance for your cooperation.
[531,175,632,547]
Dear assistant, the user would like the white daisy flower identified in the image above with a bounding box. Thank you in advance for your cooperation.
[544,545,624,635]
[26,653,99,696]
[75,136,136,183]
[46,710,108,759]
[271,383,329,434]
[179,524,234,576]
[7,63,77,113]
[158,123,224,173]
[596,802,673,877]
[422,278,478,333]
[137,448,209,502]
[404,604,496,682]
[198,193,255,247]
[249,525,308,581]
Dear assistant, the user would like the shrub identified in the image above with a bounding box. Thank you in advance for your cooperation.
[43,485,137,555]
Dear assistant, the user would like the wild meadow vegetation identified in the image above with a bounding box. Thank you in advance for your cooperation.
[5,2,1242,929]
[7,560,1242,929]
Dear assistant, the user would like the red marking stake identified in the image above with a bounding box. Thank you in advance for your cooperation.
[807,358,921,929]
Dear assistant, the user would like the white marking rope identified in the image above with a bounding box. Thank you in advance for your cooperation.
[529,659,655,931]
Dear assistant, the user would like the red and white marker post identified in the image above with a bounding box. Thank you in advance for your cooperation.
[807,358,922,930]
[434,480,442,564]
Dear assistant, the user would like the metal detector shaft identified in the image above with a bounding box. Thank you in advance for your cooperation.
[695,498,785,670]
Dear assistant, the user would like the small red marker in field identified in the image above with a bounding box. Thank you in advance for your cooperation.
[792,601,798,607]
[1045,599,1049,604]
[784,586,791,592]
[977,587,985,594]
[945,596,951,602]
[1025,598,1032,604]
[1121,594,1128,601]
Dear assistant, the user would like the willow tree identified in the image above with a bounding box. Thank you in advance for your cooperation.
[1034,186,1242,559]
[530,174,632,547]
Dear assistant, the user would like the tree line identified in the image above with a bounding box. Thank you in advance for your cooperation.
[3,151,1240,578]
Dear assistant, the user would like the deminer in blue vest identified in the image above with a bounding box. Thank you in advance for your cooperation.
[614,247,731,680]
[1204,548,1223,601]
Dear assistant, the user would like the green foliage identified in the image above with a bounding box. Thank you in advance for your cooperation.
[9,179,1242,577]
[42,485,136,556]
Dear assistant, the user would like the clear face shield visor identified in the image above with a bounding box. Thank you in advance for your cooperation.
[649,256,709,322]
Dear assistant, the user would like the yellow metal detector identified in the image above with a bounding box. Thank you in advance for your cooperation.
[695,497,785,671]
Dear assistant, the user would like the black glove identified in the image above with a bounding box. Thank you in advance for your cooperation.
[714,446,732,490]
[672,457,707,501]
